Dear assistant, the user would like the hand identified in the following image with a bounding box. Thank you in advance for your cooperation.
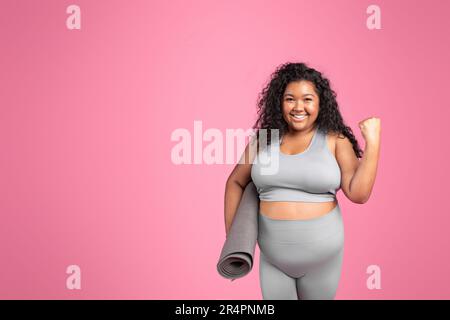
[358,117,381,145]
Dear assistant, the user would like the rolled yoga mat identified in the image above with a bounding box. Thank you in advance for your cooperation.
[217,181,259,281]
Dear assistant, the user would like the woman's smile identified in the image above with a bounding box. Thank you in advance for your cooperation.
[290,113,308,122]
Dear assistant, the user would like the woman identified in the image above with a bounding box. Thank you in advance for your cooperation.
[224,62,381,300]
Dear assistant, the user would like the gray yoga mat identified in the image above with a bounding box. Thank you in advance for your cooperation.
[217,181,259,281]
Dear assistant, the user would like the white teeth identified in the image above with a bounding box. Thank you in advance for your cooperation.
[292,114,307,119]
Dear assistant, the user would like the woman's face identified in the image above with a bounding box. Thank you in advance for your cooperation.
[281,80,320,132]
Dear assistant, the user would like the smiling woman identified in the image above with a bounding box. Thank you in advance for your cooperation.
[281,82,319,137]
[223,61,381,300]
[285,92,314,123]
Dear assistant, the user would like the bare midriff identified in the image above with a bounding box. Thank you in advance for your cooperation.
[259,200,337,220]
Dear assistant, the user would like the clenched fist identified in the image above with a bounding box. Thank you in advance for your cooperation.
[358,117,381,145]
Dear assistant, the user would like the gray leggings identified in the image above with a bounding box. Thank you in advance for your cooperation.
[257,204,345,300]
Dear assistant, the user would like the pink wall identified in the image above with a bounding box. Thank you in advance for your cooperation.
[1,0,449,299]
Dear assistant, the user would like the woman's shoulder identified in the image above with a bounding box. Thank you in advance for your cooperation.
[322,129,345,140]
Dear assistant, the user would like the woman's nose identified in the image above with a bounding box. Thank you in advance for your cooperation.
[292,103,305,110]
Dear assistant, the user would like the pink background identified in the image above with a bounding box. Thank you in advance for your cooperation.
[1,0,449,299]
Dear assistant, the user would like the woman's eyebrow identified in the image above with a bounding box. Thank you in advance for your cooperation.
[284,93,315,97]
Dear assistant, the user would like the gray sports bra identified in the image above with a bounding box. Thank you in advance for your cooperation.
[251,127,341,202]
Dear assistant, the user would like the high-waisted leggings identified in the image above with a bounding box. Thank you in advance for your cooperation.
[257,203,345,300]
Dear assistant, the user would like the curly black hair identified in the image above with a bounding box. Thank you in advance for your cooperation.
[252,62,363,158]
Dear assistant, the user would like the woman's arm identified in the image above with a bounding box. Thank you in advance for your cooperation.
[224,138,257,235]
[224,179,247,235]
[336,118,381,204]
[344,139,380,203]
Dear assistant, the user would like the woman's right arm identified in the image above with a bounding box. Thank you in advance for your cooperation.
[224,136,258,235]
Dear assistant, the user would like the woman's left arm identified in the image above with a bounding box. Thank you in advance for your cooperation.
[336,117,381,204]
